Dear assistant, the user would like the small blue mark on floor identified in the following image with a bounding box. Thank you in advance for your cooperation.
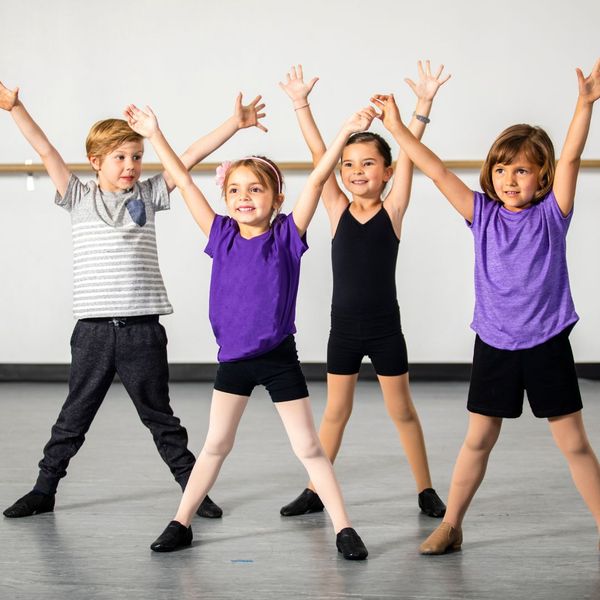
[230,559,254,563]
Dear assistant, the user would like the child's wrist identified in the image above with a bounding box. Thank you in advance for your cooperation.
[415,98,433,112]
[293,99,309,110]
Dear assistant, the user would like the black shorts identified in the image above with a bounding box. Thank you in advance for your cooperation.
[326,310,409,377]
[214,335,309,403]
[467,325,582,419]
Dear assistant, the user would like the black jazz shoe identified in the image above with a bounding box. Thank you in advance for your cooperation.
[418,488,447,518]
[3,491,55,518]
[280,488,324,516]
[196,495,223,519]
[150,520,193,552]
[336,527,368,560]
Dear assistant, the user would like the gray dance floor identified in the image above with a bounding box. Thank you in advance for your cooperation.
[1,380,600,600]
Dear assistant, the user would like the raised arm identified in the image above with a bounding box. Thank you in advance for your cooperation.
[0,82,70,196]
[372,94,473,222]
[279,65,348,220]
[383,61,450,230]
[125,104,215,236]
[293,108,377,236]
[161,92,267,192]
[553,58,600,216]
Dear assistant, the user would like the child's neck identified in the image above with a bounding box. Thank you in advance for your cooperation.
[350,195,383,212]
[236,221,271,240]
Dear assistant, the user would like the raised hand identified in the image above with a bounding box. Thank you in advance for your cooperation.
[370,94,403,132]
[0,81,19,111]
[234,92,267,132]
[278,64,319,104]
[576,58,600,104]
[346,106,377,134]
[123,104,159,138]
[404,60,451,102]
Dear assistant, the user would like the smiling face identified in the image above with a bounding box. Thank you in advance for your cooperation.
[340,141,393,199]
[491,151,542,212]
[89,140,144,192]
[224,165,282,233]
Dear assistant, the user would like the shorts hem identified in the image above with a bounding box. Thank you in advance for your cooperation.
[213,384,253,398]
[534,405,583,419]
[467,405,521,419]
[271,391,309,403]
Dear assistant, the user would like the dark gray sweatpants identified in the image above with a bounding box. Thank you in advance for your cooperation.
[34,316,196,495]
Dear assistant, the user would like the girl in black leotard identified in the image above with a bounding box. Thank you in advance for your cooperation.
[278,61,450,519]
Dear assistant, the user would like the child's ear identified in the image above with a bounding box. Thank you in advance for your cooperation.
[88,155,101,172]
[273,193,284,212]
[383,166,394,182]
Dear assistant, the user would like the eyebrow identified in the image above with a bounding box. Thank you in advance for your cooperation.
[227,181,263,187]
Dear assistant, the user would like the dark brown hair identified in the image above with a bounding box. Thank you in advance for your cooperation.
[480,124,555,202]
[344,132,392,167]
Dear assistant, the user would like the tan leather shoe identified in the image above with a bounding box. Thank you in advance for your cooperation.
[419,522,462,555]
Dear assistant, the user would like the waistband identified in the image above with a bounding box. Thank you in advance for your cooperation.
[78,315,159,327]
[330,309,401,339]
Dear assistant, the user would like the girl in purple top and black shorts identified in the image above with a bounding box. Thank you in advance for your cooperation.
[370,58,600,554]
[124,101,378,560]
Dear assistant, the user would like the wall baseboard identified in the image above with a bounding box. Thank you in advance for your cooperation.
[2,363,600,382]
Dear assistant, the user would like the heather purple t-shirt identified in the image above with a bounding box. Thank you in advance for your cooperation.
[468,190,578,350]
[204,213,308,362]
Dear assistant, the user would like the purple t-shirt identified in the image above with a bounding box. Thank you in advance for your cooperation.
[468,190,578,350]
[204,213,308,362]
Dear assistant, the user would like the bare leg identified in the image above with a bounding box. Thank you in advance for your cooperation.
[378,372,432,492]
[549,411,600,532]
[443,413,503,528]
[419,413,502,554]
[276,397,351,533]
[306,373,358,491]
[173,390,248,526]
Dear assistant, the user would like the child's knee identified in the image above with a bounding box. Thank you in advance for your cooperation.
[387,401,416,424]
[292,435,323,461]
[203,436,234,459]
[323,403,353,427]
[557,433,591,458]
[464,432,496,453]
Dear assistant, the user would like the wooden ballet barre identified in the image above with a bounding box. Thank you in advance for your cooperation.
[1,160,600,173]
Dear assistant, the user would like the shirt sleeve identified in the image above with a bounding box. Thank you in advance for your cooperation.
[204,215,230,258]
[466,190,484,232]
[274,213,309,259]
[54,173,85,212]
[545,190,573,232]
[138,174,170,211]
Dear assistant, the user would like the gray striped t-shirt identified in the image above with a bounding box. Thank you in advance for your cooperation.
[56,173,173,319]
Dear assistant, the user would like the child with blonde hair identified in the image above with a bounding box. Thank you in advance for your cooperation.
[0,81,265,520]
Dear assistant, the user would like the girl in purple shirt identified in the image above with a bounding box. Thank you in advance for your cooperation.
[372,58,600,554]
[125,102,377,560]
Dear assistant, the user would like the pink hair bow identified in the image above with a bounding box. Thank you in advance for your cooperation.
[215,161,232,190]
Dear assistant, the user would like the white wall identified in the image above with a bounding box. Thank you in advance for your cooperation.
[1,0,599,363]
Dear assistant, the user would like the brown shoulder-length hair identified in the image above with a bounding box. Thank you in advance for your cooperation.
[480,124,555,202]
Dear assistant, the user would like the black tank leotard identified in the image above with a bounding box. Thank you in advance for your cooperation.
[331,204,400,319]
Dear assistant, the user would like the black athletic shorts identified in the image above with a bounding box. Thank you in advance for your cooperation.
[467,325,582,419]
[214,335,309,403]
[327,310,409,377]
